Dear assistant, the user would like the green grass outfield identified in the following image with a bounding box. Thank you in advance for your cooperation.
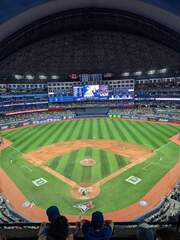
[0,118,179,216]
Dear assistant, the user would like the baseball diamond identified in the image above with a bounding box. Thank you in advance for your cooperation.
[0,118,179,221]
[1,2,180,239]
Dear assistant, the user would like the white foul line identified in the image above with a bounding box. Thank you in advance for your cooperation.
[142,162,153,171]
[155,141,171,152]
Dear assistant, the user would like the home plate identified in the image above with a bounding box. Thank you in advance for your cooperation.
[126,176,142,185]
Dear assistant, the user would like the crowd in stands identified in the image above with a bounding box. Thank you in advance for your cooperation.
[0,104,48,114]
[0,86,47,95]
[0,195,27,224]
[136,79,179,91]
[0,105,179,129]
[0,110,75,126]
[170,182,180,202]
[136,100,179,107]
[49,100,134,109]
[135,79,180,98]
[146,182,180,225]
[108,107,180,120]
[0,93,48,114]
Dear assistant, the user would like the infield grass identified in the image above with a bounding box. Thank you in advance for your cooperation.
[48,147,129,183]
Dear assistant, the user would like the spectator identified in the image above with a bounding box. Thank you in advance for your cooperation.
[136,223,156,240]
[0,233,6,240]
[38,206,69,240]
[177,214,180,232]
[80,211,113,240]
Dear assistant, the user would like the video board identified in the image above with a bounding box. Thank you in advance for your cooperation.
[83,85,99,98]
[99,85,109,97]
[73,86,84,98]
[74,85,109,99]
[48,85,134,102]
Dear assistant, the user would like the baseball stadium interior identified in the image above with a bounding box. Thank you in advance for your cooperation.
[0,0,180,239]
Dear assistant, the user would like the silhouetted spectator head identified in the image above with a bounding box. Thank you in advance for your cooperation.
[91,211,104,230]
[46,206,60,222]
[39,206,69,240]
[82,211,113,240]
[48,215,69,240]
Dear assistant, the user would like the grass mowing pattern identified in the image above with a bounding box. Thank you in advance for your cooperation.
[48,147,129,183]
[0,119,179,215]
[81,148,92,183]
[2,119,179,151]
[98,141,180,212]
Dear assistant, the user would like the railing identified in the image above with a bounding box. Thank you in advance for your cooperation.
[0,221,179,240]
[0,221,178,228]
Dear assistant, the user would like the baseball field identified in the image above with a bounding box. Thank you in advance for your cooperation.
[0,118,179,221]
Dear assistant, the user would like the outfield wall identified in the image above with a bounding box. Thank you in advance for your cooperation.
[0,116,72,130]
[1,115,180,131]
[108,114,180,123]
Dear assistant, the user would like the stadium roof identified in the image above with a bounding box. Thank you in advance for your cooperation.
[0,0,180,43]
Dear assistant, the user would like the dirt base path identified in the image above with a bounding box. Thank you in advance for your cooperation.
[24,139,153,166]
[0,139,12,151]
[170,133,180,145]
[42,166,79,188]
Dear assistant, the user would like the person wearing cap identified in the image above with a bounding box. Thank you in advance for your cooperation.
[80,211,113,240]
[38,206,69,240]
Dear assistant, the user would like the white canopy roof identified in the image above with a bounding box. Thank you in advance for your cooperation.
[0,0,180,42]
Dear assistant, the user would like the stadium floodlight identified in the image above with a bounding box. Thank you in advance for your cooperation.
[134,71,142,76]
[26,74,34,80]
[51,75,59,79]
[14,74,23,80]
[148,70,156,75]
[39,75,47,80]
[159,68,167,74]
[122,72,130,77]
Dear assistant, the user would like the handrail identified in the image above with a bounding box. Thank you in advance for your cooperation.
[0,221,178,228]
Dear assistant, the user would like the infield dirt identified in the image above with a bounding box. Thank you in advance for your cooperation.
[170,133,180,145]
[0,139,12,151]
[24,139,154,166]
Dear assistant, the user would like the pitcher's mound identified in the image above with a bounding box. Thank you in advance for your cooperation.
[80,159,96,166]
[70,183,100,200]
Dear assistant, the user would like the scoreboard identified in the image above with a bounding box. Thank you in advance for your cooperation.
[48,84,134,102]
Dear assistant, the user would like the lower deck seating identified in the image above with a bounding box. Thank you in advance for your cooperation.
[75,107,109,117]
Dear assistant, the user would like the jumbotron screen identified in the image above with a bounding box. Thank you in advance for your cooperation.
[74,85,109,99]
[49,85,134,102]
